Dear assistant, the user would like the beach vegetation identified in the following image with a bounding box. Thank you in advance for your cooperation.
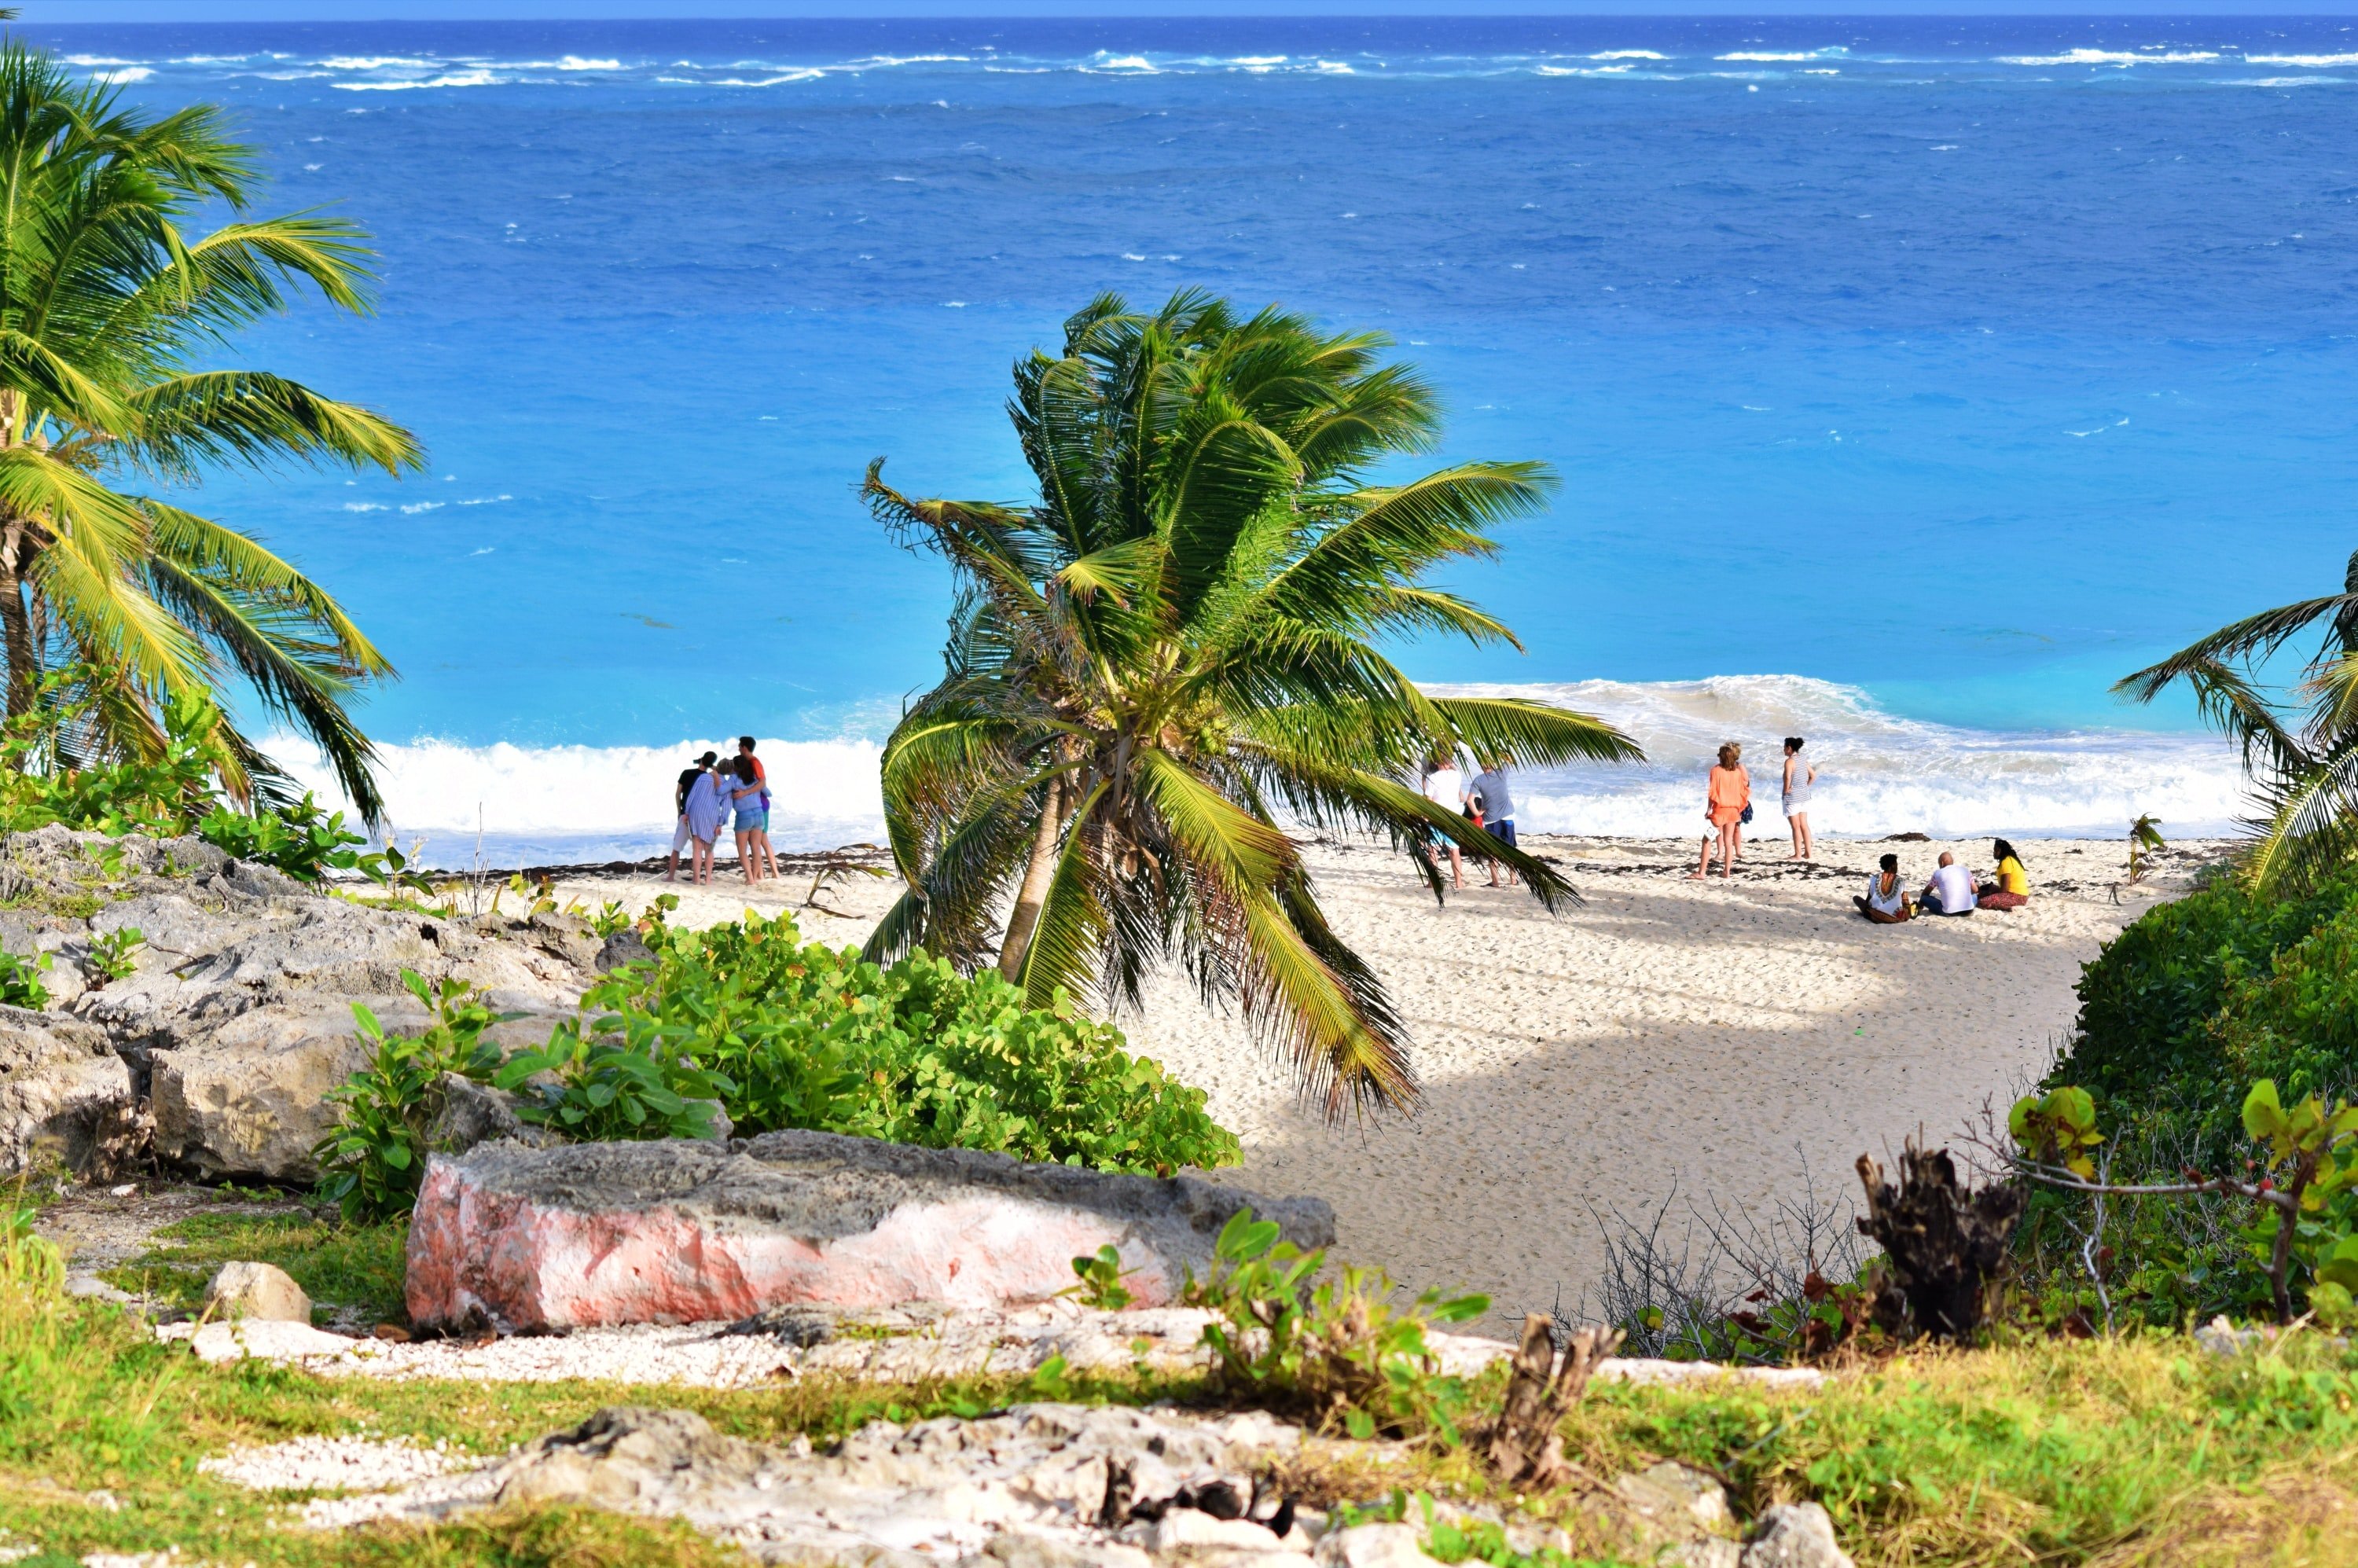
[2118,547,2358,894]
[0,44,421,821]
[314,973,513,1223]
[0,946,49,1009]
[862,289,1640,1117]
[596,912,1240,1174]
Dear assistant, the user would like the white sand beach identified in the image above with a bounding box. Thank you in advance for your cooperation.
[549,833,2228,1334]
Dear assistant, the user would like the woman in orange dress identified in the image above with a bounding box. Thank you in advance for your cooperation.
[1691,741,1750,881]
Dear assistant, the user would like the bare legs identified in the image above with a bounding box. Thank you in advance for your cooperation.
[1691,820,1741,879]
[692,835,716,885]
[750,827,778,882]
[736,828,759,885]
[1788,810,1813,861]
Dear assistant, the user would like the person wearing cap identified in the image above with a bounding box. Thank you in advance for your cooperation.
[667,751,719,882]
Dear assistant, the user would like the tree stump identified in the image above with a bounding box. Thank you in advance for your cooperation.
[1481,1313,1623,1486]
[1854,1141,2023,1340]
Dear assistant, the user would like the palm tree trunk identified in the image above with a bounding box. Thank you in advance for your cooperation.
[0,525,35,726]
[997,774,1063,982]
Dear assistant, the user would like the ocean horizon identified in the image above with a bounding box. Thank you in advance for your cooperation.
[32,13,2357,864]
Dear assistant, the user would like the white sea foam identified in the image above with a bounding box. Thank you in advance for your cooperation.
[2243,53,2358,66]
[318,56,438,70]
[272,676,2249,868]
[1717,52,1813,62]
[92,67,153,83]
[555,56,622,71]
[1088,54,1159,73]
[62,54,138,66]
[1428,676,2249,839]
[1999,49,2219,66]
[336,70,502,91]
[274,734,887,868]
[712,71,824,87]
[1589,50,1668,61]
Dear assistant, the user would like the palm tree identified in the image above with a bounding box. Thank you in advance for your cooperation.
[2117,548,2358,892]
[862,290,1641,1117]
[0,45,421,821]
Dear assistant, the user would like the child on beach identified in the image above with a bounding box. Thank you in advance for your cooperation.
[1691,742,1750,881]
[1781,736,1816,861]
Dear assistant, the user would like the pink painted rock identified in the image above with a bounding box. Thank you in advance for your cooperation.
[405,1129,1335,1334]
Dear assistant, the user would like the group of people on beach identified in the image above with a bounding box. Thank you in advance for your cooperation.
[667,737,777,886]
[1413,751,1522,891]
[1695,736,2033,919]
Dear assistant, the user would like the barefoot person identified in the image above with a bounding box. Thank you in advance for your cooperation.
[1853,852,1913,923]
[1471,754,1519,887]
[725,755,773,885]
[1421,754,1466,891]
[667,751,718,882]
[1781,736,1816,861]
[681,761,730,885]
[1977,838,2029,909]
[735,738,779,882]
[1919,850,1978,916]
[1691,742,1750,881]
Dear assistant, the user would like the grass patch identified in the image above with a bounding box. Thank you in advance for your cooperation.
[101,1210,410,1324]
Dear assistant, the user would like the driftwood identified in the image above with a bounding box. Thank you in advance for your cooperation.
[1855,1141,2024,1340]
[1481,1313,1624,1486]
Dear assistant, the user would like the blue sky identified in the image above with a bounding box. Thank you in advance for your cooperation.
[33,1,2358,20]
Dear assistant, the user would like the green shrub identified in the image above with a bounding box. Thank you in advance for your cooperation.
[0,949,50,1011]
[313,974,516,1223]
[2055,870,2358,1111]
[611,913,1240,1175]
[494,996,733,1143]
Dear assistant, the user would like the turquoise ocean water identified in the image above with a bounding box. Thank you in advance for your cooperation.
[30,16,2358,861]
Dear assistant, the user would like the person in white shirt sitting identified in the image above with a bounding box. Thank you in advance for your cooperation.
[1919,851,1978,916]
[1853,852,1913,924]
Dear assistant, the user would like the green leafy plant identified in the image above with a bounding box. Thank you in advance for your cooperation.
[494,993,733,1143]
[312,972,519,1222]
[83,926,143,985]
[1185,1206,1488,1442]
[0,948,51,1010]
[614,912,1238,1175]
[586,899,632,938]
[1061,1245,1137,1311]
[2009,1086,2105,1178]
[2126,813,2166,885]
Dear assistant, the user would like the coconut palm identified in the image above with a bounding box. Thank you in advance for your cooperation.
[2117,548,2358,892]
[862,290,1640,1116]
[0,44,421,821]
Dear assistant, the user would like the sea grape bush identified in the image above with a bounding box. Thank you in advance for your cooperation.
[604,913,1240,1175]
[315,911,1240,1218]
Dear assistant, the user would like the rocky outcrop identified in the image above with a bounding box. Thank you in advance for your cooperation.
[0,1004,130,1176]
[0,827,603,1181]
[405,1130,1339,1333]
[282,1401,1313,1566]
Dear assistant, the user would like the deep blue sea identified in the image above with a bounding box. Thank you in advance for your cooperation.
[29,17,2358,860]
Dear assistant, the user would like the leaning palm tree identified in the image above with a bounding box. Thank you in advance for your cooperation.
[2117,548,2358,893]
[863,290,1640,1116]
[0,44,421,821]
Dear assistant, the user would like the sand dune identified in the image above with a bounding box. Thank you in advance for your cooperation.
[552,832,2227,1335]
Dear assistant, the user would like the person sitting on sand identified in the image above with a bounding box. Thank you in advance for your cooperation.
[667,750,718,883]
[1919,850,1978,916]
[681,761,731,885]
[1977,838,2029,910]
[1691,741,1750,881]
[1854,853,1913,923]
[1781,736,1816,861]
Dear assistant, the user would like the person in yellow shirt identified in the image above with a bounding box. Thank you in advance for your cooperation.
[1977,838,2029,909]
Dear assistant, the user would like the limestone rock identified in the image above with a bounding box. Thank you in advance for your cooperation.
[1314,1524,1448,1568]
[1614,1461,1733,1538]
[150,1004,381,1181]
[205,1261,312,1324]
[317,1401,1306,1566]
[595,929,656,972]
[424,1073,557,1155]
[1740,1504,1853,1568]
[0,1006,130,1176]
[182,1318,360,1363]
[406,1129,1337,1333]
[1665,1542,1743,1568]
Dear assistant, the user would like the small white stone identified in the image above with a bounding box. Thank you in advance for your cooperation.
[1314,1522,1447,1568]
[1148,1511,1302,1554]
[186,1320,358,1364]
[204,1261,311,1324]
